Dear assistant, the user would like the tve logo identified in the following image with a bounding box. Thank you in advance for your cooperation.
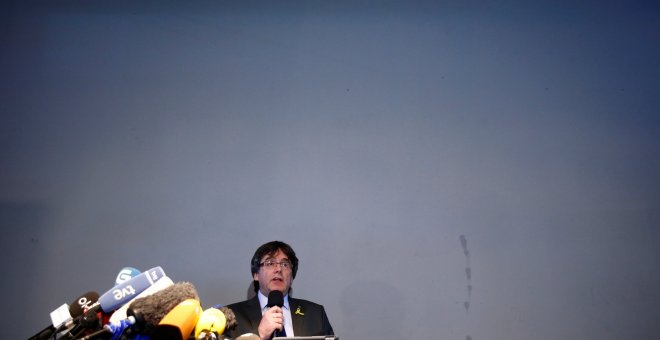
[113,285,137,300]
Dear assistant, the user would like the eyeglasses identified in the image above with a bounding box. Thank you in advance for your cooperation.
[259,259,292,270]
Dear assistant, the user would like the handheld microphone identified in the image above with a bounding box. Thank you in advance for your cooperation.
[60,308,103,340]
[115,267,141,285]
[267,291,285,338]
[97,266,166,313]
[68,291,100,319]
[150,299,202,340]
[266,291,284,308]
[194,307,227,339]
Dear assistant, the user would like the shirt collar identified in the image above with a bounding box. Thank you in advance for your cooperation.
[257,290,290,311]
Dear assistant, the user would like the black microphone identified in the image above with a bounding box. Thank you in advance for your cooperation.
[59,309,102,340]
[28,291,100,340]
[266,291,284,338]
[266,291,284,308]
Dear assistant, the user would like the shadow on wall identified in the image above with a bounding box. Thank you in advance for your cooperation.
[340,280,404,338]
[246,280,257,300]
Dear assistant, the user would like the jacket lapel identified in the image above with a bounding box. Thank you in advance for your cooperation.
[290,298,305,336]
[246,296,263,330]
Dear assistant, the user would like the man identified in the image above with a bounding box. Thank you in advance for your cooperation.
[226,241,334,339]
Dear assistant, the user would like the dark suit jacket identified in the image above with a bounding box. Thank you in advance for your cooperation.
[226,296,334,338]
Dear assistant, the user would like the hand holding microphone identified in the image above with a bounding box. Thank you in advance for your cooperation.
[258,290,285,339]
[258,307,283,339]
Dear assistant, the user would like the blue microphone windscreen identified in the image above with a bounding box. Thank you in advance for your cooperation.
[99,266,166,312]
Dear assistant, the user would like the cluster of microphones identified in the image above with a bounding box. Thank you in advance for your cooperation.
[29,266,238,340]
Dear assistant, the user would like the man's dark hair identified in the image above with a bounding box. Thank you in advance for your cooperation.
[251,241,299,293]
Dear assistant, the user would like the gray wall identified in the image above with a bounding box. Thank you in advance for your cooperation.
[2,1,659,339]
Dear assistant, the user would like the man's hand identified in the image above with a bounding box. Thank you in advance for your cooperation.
[258,306,283,340]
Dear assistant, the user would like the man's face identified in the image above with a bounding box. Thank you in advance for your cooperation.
[254,249,294,296]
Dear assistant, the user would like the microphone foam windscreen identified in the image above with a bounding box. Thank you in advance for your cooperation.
[109,276,174,323]
[266,290,284,307]
[69,291,100,317]
[194,308,226,339]
[151,299,202,340]
[218,306,237,331]
[128,281,199,333]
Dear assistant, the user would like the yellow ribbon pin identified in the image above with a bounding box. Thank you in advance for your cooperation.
[295,306,305,316]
